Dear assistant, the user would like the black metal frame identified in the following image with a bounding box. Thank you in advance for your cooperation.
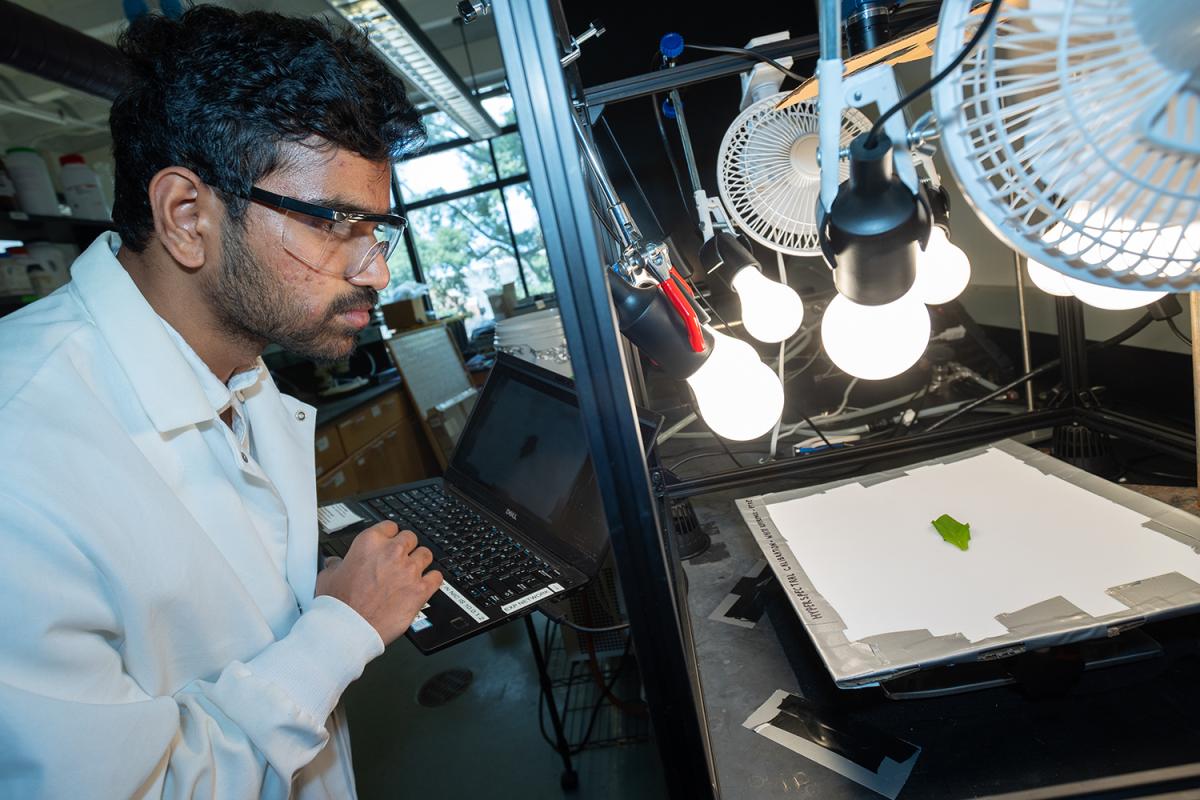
[493,2,1196,797]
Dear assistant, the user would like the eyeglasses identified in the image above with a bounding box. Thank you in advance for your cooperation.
[243,186,407,280]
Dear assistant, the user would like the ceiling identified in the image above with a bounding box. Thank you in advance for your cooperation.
[0,0,505,160]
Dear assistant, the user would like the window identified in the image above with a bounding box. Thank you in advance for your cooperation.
[394,142,495,202]
[378,238,416,306]
[391,94,553,335]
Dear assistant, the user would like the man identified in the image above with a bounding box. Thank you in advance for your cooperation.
[0,7,441,798]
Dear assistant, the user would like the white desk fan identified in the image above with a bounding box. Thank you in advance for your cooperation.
[930,0,1200,291]
[717,92,870,256]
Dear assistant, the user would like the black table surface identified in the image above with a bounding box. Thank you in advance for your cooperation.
[681,487,1200,799]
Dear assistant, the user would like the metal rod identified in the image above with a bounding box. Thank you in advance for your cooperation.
[569,111,639,249]
[1191,292,1200,506]
[663,407,1072,500]
[1054,296,1089,404]
[583,35,820,107]
[523,616,576,783]
[667,89,703,197]
[819,0,843,60]
[1079,407,1197,463]
[1013,251,1035,412]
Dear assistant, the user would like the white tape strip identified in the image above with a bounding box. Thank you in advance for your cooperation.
[440,582,489,623]
[501,586,556,615]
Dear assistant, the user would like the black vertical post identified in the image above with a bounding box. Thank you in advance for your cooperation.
[1055,296,1089,403]
[493,2,717,798]
[524,616,577,789]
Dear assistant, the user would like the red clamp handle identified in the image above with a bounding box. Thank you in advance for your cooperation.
[660,279,705,353]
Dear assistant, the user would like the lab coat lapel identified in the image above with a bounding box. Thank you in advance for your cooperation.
[243,371,320,611]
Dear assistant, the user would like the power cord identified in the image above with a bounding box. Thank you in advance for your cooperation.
[866,0,1004,148]
[683,42,806,83]
[539,605,630,633]
[927,308,1154,432]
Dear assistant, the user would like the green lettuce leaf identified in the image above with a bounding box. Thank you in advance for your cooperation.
[931,514,971,551]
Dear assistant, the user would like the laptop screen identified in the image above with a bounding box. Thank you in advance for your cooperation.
[445,355,655,575]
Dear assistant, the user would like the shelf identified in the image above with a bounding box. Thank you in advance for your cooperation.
[0,210,110,246]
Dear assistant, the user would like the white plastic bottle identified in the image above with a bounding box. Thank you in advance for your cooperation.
[59,154,110,220]
[26,241,70,290]
[4,148,59,216]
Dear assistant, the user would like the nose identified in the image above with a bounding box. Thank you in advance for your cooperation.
[350,243,390,291]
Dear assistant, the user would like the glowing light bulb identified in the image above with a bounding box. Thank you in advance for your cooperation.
[1062,275,1166,310]
[686,327,784,441]
[914,226,972,305]
[731,266,805,343]
[1026,258,1073,296]
[820,288,931,380]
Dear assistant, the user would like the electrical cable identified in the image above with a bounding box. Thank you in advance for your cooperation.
[574,634,640,752]
[926,309,1153,432]
[667,447,762,472]
[866,0,1004,148]
[600,115,668,243]
[540,606,630,633]
[1167,316,1192,347]
[647,53,698,226]
[797,411,834,448]
[456,20,478,96]
[683,42,806,83]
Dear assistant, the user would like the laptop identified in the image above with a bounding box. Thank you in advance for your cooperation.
[316,353,660,654]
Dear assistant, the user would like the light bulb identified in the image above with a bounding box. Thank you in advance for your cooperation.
[686,328,784,441]
[1061,274,1166,310]
[914,226,971,305]
[820,288,931,380]
[1026,258,1073,296]
[731,266,805,343]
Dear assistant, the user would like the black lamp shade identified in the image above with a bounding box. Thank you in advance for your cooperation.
[607,270,712,380]
[820,133,930,306]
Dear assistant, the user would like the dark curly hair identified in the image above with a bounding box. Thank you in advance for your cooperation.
[110,6,425,251]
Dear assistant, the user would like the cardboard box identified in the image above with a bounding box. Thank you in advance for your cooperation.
[381,298,428,331]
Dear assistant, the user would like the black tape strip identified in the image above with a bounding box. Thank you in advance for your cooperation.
[724,565,775,623]
[767,694,919,773]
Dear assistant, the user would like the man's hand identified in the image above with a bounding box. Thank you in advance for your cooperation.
[315,522,443,645]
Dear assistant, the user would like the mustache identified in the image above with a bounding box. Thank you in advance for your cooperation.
[327,286,379,318]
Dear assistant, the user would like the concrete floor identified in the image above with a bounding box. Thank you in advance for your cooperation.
[343,611,668,799]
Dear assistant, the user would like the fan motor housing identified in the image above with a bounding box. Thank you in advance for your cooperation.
[822,134,930,306]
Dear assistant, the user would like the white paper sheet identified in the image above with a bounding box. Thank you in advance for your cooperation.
[763,448,1200,643]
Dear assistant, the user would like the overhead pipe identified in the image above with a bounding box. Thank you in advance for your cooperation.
[0,0,130,101]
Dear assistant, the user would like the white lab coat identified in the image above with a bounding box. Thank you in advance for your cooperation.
[0,233,385,798]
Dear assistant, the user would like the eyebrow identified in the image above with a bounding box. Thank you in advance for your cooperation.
[306,195,397,216]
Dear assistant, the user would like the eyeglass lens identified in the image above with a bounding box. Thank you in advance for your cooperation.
[280,212,403,278]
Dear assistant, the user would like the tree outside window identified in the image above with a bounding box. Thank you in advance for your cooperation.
[391,97,553,335]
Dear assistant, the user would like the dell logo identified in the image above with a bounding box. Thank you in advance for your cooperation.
[505,508,518,521]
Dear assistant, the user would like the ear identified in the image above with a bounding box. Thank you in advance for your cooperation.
[147,167,219,270]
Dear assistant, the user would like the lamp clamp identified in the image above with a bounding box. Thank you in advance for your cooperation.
[561,20,606,67]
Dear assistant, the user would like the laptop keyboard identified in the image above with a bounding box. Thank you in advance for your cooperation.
[355,485,564,608]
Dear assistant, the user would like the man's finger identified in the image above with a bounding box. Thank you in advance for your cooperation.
[395,529,419,554]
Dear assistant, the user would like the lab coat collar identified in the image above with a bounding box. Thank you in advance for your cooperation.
[70,232,224,434]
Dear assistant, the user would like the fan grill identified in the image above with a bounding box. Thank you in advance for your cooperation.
[932,0,1200,289]
[718,93,870,255]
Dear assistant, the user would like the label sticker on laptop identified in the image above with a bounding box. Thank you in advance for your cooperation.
[411,611,432,632]
[317,503,364,534]
[549,583,564,593]
[501,586,559,615]
[440,582,489,623]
